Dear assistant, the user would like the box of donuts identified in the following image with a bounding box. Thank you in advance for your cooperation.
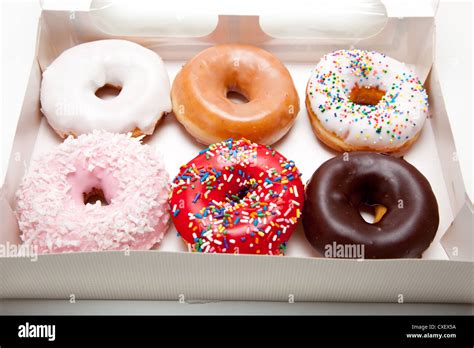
[1,0,472,303]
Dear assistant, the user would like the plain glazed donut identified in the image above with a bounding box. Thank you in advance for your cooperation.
[171,44,300,145]
[16,131,170,254]
[303,152,439,259]
[306,49,429,153]
[169,138,304,255]
[40,39,172,138]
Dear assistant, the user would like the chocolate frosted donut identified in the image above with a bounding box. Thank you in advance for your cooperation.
[303,152,439,259]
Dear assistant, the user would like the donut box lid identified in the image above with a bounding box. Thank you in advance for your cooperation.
[36,0,439,82]
[0,0,472,303]
[39,0,440,39]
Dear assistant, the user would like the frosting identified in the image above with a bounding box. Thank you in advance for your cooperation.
[303,152,439,259]
[307,49,429,149]
[16,131,170,254]
[169,138,304,255]
[40,39,172,136]
[171,44,300,145]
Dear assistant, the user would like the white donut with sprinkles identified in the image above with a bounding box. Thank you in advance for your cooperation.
[305,49,429,153]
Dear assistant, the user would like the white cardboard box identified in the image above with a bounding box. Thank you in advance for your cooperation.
[0,0,472,303]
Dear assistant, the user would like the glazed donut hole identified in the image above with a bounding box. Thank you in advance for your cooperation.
[348,175,392,224]
[94,83,122,100]
[358,202,388,224]
[226,89,249,104]
[66,167,119,207]
[94,83,149,137]
[207,171,254,203]
[234,184,253,200]
[220,63,258,107]
[82,187,110,206]
[349,83,386,106]
[93,82,147,138]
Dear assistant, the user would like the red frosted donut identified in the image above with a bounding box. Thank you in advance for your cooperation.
[169,138,304,255]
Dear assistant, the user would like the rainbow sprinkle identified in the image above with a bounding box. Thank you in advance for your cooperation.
[169,138,304,255]
[307,49,429,148]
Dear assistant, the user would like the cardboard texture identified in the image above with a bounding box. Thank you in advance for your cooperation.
[1,1,472,302]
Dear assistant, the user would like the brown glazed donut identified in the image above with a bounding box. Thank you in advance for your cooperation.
[303,152,439,259]
[171,44,300,145]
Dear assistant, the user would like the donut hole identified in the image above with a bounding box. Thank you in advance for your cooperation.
[349,83,385,106]
[226,89,249,104]
[95,84,122,100]
[358,202,387,224]
[67,167,118,207]
[83,187,110,206]
[228,185,252,202]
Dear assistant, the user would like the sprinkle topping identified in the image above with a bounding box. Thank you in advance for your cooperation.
[16,131,170,254]
[169,138,304,255]
[307,49,429,149]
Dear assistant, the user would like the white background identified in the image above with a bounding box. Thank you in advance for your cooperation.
[0,0,472,314]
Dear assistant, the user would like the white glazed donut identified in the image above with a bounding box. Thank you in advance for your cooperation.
[306,49,429,153]
[40,39,172,137]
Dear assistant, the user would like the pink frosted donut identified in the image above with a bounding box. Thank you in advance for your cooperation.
[15,131,170,254]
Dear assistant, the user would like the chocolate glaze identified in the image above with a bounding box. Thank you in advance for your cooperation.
[303,152,439,259]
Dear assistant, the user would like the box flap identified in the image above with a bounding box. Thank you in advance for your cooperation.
[434,1,473,203]
[39,0,440,39]
[382,0,439,17]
